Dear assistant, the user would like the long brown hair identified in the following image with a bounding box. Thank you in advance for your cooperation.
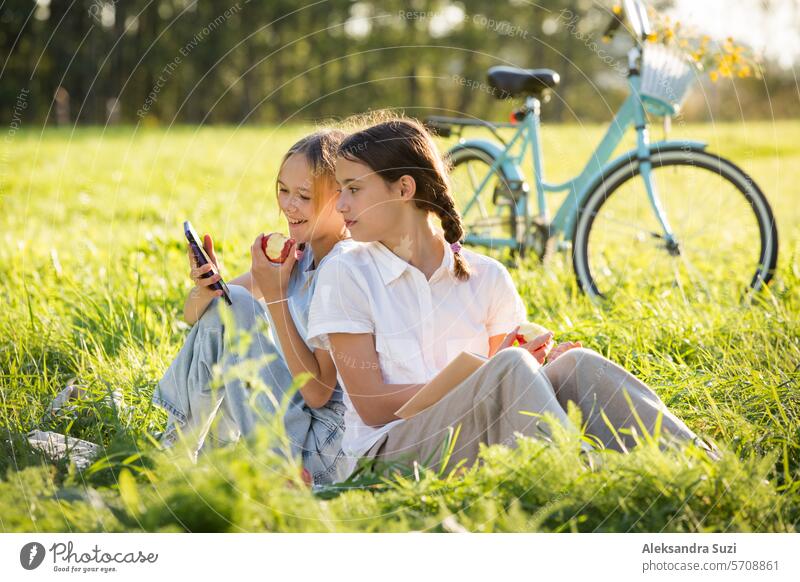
[337,116,471,281]
[277,128,346,214]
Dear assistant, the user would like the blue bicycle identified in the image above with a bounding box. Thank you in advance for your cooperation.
[427,0,778,300]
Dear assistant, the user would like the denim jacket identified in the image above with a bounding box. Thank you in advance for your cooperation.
[266,240,358,484]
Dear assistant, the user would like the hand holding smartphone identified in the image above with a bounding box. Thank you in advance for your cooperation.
[184,220,232,305]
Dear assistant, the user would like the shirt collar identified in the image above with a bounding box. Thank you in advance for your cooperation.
[370,236,455,285]
[305,238,354,273]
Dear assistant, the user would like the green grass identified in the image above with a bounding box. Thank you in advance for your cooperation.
[1,122,799,532]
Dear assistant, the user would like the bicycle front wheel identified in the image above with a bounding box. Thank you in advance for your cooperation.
[572,148,778,301]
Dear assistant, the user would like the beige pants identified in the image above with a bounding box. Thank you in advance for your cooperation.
[366,347,700,473]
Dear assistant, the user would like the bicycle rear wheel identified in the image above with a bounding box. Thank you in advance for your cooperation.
[572,148,778,301]
[447,146,522,256]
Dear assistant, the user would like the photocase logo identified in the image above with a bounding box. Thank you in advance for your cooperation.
[20,542,46,570]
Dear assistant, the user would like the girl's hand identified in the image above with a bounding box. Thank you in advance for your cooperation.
[496,326,555,365]
[547,341,583,363]
[250,233,300,303]
[187,234,224,298]
[495,326,520,353]
[519,331,555,365]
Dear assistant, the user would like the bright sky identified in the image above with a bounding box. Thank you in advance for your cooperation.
[669,0,800,69]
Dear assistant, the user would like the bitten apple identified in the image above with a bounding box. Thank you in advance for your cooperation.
[516,321,550,344]
[261,233,293,264]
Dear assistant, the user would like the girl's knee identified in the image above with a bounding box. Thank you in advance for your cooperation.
[225,283,258,307]
[491,346,535,370]
[490,347,545,389]
[195,299,223,329]
[199,285,263,331]
[542,347,605,384]
[232,284,263,306]
[557,347,603,367]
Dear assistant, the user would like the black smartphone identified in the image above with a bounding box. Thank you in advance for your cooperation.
[184,220,232,306]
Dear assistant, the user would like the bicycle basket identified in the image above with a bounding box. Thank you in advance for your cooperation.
[639,42,697,116]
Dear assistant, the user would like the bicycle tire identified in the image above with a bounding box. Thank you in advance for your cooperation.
[572,148,778,300]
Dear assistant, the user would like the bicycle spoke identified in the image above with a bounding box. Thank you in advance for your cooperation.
[588,210,663,240]
[449,149,518,253]
[465,162,489,219]
[670,259,689,303]
[679,253,713,299]
[576,151,776,300]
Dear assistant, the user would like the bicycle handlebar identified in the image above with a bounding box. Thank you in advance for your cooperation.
[604,0,652,45]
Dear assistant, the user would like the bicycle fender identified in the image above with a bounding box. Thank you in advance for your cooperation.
[648,139,708,156]
[599,139,708,174]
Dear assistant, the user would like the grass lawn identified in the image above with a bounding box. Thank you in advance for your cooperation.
[1,121,798,532]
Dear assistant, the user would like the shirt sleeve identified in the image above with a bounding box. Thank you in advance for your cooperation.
[306,256,375,351]
[485,262,528,337]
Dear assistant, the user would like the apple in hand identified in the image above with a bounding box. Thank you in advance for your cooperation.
[261,233,293,264]
[516,321,550,344]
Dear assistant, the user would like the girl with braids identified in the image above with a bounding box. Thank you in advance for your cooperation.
[306,116,716,480]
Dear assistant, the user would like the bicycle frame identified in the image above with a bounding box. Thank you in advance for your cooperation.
[453,51,707,250]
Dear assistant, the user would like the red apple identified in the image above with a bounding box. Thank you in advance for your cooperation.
[261,233,292,264]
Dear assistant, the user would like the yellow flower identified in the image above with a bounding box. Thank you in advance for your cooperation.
[710,71,719,82]
[737,65,751,78]
[612,4,623,15]
[723,37,736,53]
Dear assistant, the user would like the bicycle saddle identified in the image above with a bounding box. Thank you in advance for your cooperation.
[487,66,560,98]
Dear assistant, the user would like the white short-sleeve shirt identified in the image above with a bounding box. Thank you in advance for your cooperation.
[306,237,528,477]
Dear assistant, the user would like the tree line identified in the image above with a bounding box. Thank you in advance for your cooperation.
[1,0,795,128]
